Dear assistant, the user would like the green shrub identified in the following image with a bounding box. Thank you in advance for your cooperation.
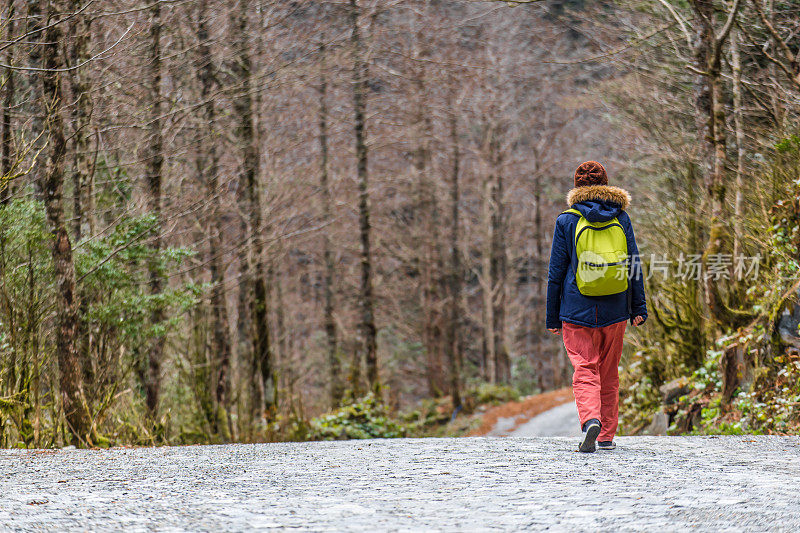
[471,383,520,405]
[308,394,410,440]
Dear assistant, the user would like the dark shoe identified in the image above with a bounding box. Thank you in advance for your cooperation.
[579,419,601,453]
[597,441,616,451]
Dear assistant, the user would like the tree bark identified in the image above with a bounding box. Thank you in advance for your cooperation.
[480,127,509,384]
[1,0,14,203]
[144,0,165,416]
[481,173,495,383]
[691,0,749,327]
[271,262,290,411]
[730,28,745,260]
[349,0,379,396]
[532,156,548,390]
[318,41,342,408]
[445,97,462,410]
[39,0,91,445]
[492,165,510,384]
[231,0,275,422]
[67,0,92,242]
[66,0,94,407]
[27,0,45,196]
[412,14,446,399]
[196,0,232,438]
[237,219,256,422]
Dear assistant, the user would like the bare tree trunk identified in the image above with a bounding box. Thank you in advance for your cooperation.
[144,0,165,416]
[318,41,342,408]
[492,166,510,384]
[532,158,547,390]
[708,56,727,236]
[349,0,379,395]
[480,124,510,385]
[730,28,745,260]
[39,0,91,446]
[480,128,509,385]
[271,262,290,411]
[196,0,231,439]
[518,114,554,386]
[684,162,706,367]
[237,222,257,422]
[27,0,45,196]
[67,0,91,242]
[1,0,14,203]
[408,6,445,398]
[231,0,275,422]
[414,99,444,395]
[691,0,748,327]
[65,0,94,409]
[481,174,495,384]
[445,100,461,410]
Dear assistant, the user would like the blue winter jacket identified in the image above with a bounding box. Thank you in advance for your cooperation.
[545,185,647,330]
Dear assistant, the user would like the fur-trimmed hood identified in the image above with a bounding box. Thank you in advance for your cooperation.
[566,185,631,210]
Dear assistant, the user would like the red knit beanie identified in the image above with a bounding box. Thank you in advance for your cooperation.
[574,161,608,187]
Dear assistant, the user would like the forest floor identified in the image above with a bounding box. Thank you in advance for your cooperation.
[2,436,799,531]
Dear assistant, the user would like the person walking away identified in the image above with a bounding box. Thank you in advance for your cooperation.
[545,161,647,453]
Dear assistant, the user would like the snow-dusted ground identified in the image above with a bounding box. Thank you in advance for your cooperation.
[1,436,799,531]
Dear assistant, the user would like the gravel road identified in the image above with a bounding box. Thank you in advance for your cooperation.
[1,436,799,532]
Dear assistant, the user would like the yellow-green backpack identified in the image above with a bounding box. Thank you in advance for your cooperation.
[563,208,629,297]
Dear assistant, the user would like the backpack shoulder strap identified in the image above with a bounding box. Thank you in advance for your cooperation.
[561,209,584,248]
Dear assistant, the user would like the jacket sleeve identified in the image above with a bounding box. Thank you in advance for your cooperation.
[622,213,647,322]
[545,216,570,330]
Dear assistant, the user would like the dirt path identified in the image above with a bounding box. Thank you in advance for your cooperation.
[471,387,574,436]
[510,401,582,437]
[2,437,799,531]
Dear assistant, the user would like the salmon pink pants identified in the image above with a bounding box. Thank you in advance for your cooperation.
[562,320,626,441]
